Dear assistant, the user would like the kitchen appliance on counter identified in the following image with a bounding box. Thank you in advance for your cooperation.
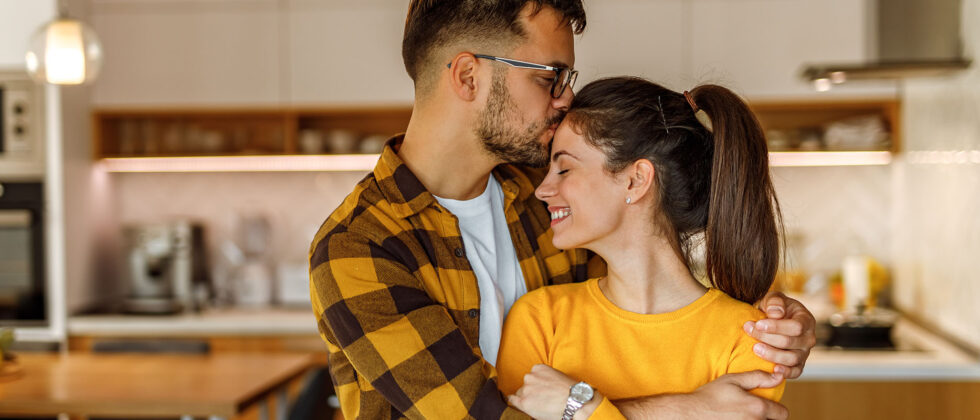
[824,305,899,349]
[123,221,209,314]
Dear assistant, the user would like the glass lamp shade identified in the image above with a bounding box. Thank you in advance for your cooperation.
[25,18,103,85]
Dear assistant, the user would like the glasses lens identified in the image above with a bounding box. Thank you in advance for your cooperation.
[552,69,571,98]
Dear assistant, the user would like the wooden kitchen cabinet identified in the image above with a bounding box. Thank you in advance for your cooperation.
[92,107,413,159]
[750,98,901,153]
[782,381,980,420]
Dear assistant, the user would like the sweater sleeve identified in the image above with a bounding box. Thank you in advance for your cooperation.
[496,291,553,396]
[727,311,786,401]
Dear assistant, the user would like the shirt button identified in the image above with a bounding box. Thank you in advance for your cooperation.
[468,309,479,318]
[454,248,464,257]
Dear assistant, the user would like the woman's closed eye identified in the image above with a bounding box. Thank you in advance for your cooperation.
[557,169,569,175]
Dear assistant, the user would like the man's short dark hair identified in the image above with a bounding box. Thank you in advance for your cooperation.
[403,0,586,95]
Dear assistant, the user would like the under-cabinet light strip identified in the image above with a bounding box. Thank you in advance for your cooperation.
[100,154,381,172]
[768,151,892,167]
[100,151,892,173]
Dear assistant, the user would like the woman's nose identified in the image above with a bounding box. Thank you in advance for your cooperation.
[535,175,556,201]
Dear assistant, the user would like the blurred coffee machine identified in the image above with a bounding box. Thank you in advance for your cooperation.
[123,221,209,314]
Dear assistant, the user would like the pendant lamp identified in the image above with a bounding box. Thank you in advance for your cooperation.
[25,0,103,85]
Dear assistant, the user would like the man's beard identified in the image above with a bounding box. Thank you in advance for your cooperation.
[476,71,563,168]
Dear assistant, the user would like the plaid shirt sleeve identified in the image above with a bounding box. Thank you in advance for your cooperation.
[310,227,530,420]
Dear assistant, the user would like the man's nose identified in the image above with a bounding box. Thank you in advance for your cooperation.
[552,87,574,111]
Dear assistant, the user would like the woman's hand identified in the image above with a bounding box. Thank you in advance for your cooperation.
[746,291,818,379]
[507,364,600,420]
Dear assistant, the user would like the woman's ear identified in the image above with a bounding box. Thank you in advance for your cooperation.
[626,159,656,202]
[448,53,480,102]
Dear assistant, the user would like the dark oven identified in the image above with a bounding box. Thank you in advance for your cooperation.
[0,181,46,326]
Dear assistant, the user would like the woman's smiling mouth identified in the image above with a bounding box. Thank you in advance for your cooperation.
[549,207,571,225]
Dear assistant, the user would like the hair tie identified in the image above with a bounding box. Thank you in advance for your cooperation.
[683,90,714,133]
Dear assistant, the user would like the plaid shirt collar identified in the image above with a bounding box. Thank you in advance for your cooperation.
[374,135,540,219]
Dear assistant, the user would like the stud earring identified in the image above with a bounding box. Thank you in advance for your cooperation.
[626,197,632,205]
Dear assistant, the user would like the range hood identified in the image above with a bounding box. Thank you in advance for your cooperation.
[802,0,972,87]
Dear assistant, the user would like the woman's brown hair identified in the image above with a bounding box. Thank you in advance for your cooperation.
[567,77,782,304]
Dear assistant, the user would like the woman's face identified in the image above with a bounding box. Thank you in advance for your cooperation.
[535,120,628,250]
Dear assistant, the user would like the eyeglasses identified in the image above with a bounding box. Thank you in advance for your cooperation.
[448,54,578,99]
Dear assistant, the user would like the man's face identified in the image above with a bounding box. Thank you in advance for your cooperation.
[476,5,576,167]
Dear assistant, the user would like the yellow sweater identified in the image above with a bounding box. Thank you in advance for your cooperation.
[496,279,784,419]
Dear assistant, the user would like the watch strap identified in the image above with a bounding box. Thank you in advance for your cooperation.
[561,397,584,420]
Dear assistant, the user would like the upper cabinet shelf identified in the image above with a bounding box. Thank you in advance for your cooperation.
[750,98,900,154]
[93,107,413,158]
[92,99,899,172]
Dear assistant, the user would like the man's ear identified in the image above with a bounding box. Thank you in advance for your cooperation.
[448,53,480,102]
[626,159,656,202]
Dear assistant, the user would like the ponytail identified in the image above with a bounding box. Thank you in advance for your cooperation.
[689,85,782,304]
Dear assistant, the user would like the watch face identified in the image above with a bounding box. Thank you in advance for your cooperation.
[570,382,594,403]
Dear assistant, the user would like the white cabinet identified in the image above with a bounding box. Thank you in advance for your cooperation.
[90,0,282,106]
[286,1,414,105]
[576,0,896,98]
[87,0,897,105]
[688,0,893,98]
[575,0,688,90]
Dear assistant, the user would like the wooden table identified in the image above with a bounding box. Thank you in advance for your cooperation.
[0,352,316,419]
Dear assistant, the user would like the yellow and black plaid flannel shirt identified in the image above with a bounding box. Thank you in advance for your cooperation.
[309,135,604,419]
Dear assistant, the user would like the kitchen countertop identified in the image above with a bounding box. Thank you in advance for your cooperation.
[799,317,980,381]
[68,307,319,336]
[68,309,980,380]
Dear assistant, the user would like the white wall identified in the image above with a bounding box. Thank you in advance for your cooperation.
[0,0,56,68]
[891,0,980,349]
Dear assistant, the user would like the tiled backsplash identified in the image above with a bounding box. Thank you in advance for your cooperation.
[114,171,368,265]
[771,166,892,275]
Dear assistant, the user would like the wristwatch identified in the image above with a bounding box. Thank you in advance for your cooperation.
[561,381,594,420]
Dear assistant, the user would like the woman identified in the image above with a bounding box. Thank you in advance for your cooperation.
[496,77,785,419]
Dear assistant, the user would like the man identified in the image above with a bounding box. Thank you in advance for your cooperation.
[309,1,816,419]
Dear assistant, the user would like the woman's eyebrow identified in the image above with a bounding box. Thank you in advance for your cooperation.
[551,150,578,162]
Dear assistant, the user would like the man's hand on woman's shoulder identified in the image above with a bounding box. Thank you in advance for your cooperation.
[744,291,818,379]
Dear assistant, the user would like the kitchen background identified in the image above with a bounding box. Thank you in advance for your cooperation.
[1,0,979,418]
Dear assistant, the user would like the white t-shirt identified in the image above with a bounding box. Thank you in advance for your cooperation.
[434,176,527,366]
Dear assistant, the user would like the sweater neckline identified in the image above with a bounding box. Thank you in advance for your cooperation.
[586,278,721,323]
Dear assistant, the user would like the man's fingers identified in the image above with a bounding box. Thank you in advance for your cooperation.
[750,328,802,350]
[721,370,783,390]
[750,318,804,337]
[753,342,807,366]
[758,292,787,318]
[775,363,805,380]
[762,398,790,420]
